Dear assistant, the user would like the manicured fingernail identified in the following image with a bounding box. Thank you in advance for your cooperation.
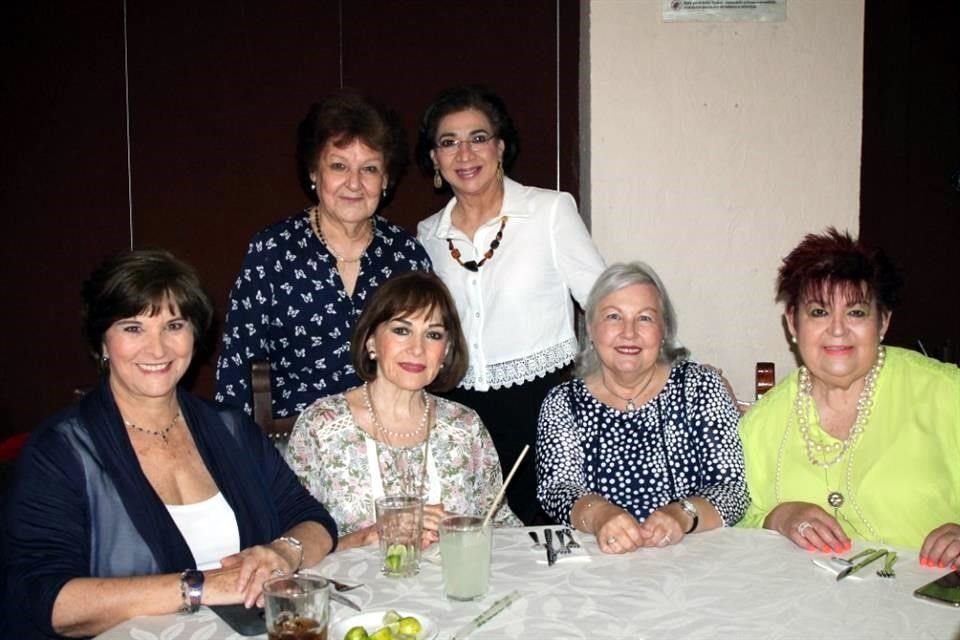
[806,545,815,552]
[822,545,830,553]
[939,561,945,568]
[920,557,929,566]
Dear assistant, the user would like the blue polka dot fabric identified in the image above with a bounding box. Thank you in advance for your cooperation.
[536,360,748,526]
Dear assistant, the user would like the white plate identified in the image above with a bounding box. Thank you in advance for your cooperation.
[329,609,437,640]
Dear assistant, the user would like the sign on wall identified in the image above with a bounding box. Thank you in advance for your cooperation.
[663,0,786,22]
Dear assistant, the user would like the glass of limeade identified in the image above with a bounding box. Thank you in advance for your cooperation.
[375,496,423,578]
[439,515,492,601]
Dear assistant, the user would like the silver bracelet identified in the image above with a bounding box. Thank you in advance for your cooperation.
[275,535,304,572]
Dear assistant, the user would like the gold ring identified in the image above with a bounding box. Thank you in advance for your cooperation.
[606,536,617,544]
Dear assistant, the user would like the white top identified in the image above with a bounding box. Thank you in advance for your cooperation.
[166,492,241,570]
[417,178,605,390]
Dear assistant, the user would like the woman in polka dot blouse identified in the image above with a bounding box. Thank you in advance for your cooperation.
[536,262,748,554]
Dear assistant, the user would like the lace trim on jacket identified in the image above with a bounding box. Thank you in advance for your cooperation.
[460,338,578,390]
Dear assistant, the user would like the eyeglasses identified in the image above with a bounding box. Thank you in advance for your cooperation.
[434,133,497,155]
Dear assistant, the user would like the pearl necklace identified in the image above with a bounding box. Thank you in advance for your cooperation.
[774,345,886,543]
[599,366,658,412]
[312,207,373,265]
[124,412,181,443]
[795,345,884,468]
[362,382,431,440]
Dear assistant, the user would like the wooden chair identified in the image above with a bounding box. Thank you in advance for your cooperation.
[251,360,297,443]
[755,362,776,398]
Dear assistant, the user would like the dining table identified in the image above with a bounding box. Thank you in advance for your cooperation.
[96,526,960,639]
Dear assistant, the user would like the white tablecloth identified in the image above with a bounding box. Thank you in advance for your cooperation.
[97,527,960,639]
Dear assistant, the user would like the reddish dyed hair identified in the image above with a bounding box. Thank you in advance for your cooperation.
[776,228,901,313]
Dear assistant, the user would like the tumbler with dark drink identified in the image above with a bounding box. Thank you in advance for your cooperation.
[263,575,329,640]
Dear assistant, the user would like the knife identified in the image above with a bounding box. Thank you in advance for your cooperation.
[543,528,557,566]
[330,591,362,611]
[836,549,887,581]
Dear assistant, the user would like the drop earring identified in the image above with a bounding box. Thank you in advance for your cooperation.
[496,161,504,182]
[433,168,443,189]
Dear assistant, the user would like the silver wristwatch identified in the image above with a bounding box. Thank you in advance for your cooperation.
[677,498,699,534]
[275,535,304,572]
[179,569,204,613]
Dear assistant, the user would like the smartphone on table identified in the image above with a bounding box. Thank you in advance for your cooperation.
[913,570,960,607]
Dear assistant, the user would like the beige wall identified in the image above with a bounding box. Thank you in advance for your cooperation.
[585,0,865,398]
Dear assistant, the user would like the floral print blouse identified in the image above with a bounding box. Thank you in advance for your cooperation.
[284,392,522,535]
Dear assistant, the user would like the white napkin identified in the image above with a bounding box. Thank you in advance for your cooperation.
[812,556,868,580]
[532,530,592,565]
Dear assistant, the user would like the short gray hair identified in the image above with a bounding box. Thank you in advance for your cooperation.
[576,261,689,378]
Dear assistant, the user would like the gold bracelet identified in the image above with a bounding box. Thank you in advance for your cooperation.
[577,495,598,532]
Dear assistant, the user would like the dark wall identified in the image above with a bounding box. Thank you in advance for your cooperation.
[860,1,958,364]
[0,1,580,438]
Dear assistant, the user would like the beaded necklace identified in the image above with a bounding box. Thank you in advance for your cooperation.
[447,216,507,272]
[362,381,430,439]
[774,346,885,542]
[124,412,181,443]
[362,382,432,498]
[311,207,373,266]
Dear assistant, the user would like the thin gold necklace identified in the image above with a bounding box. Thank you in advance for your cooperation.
[311,207,373,265]
[599,366,658,412]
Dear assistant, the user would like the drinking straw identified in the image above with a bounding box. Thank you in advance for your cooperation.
[481,444,529,528]
[450,590,523,640]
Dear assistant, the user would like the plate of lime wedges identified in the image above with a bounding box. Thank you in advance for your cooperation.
[330,609,437,640]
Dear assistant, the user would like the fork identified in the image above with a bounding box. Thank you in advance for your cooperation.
[877,551,897,578]
[305,573,364,592]
[528,530,544,550]
[561,528,581,550]
[554,529,571,555]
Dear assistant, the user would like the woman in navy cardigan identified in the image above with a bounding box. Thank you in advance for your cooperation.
[3,250,337,639]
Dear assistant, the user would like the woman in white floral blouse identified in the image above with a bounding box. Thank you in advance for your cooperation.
[285,271,521,550]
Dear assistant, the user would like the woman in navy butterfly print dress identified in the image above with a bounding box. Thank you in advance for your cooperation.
[216,93,431,419]
[536,262,748,554]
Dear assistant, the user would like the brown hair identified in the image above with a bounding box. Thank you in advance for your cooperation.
[776,227,901,314]
[81,249,214,367]
[350,271,467,392]
[296,91,405,201]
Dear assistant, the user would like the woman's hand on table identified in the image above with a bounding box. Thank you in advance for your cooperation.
[339,524,380,551]
[592,503,645,554]
[920,523,960,569]
[637,505,687,548]
[764,502,851,554]
[218,542,297,607]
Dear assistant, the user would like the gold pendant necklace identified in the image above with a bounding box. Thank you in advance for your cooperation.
[311,207,373,266]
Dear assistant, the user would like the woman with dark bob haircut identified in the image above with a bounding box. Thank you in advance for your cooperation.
[3,250,337,639]
[416,85,606,524]
[739,229,960,567]
[286,271,521,551]
[216,91,431,421]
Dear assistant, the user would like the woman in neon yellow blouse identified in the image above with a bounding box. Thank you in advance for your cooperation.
[739,229,960,569]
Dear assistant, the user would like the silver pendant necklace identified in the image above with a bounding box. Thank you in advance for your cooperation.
[599,366,658,412]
